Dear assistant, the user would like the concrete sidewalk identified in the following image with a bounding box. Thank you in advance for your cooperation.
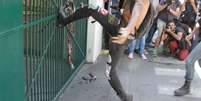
[59,54,201,101]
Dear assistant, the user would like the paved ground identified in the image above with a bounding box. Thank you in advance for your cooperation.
[59,53,201,101]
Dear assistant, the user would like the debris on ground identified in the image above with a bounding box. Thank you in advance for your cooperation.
[80,73,97,84]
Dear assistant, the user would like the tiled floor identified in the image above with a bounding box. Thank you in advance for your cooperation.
[59,54,201,101]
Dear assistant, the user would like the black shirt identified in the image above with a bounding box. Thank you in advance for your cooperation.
[158,0,169,23]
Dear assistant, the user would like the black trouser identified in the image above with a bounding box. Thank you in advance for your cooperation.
[145,18,157,44]
[61,6,129,100]
[63,6,120,36]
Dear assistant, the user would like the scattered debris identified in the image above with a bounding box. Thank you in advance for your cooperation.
[80,73,97,84]
[88,73,97,82]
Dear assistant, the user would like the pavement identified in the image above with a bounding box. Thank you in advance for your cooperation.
[59,52,201,101]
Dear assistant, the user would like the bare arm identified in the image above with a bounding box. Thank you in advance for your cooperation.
[166,29,183,41]
[121,0,150,35]
[157,4,168,12]
[169,7,181,17]
[190,0,197,12]
[112,0,150,44]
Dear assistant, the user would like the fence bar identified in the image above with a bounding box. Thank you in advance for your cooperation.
[23,0,87,100]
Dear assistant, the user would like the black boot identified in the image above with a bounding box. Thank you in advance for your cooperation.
[56,1,75,28]
[56,6,66,28]
[174,80,191,96]
[122,94,133,101]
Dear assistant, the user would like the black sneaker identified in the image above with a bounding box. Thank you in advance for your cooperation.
[56,6,66,28]
[174,81,191,96]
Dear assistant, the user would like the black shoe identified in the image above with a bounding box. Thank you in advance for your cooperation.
[56,6,66,28]
[56,1,75,28]
[120,94,133,101]
[123,94,133,101]
[174,80,191,96]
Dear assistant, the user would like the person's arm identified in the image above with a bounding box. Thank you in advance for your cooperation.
[190,0,197,12]
[186,22,200,40]
[112,0,150,44]
[157,4,168,12]
[168,7,181,17]
[165,29,183,41]
[124,1,150,32]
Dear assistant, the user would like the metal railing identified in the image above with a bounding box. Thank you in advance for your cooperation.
[23,0,87,100]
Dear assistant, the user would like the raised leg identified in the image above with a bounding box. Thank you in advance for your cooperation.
[57,6,119,36]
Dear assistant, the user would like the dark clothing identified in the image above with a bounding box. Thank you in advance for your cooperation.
[146,18,158,44]
[108,41,128,100]
[183,0,201,81]
[158,0,181,23]
[158,10,169,23]
[175,21,189,34]
[60,6,128,100]
[191,30,201,50]
[166,27,190,60]
[183,0,201,85]
[122,0,135,12]
[166,26,189,51]
[169,40,189,60]
[179,1,196,28]
[119,0,125,9]
[196,19,201,42]
[176,26,188,36]
[158,0,169,23]
[167,0,181,21]
[63,3,155,39]
[63,6,120,36]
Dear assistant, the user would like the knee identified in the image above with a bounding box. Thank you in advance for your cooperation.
[186,57,193,67]
[178,49,189,61]
[169,40,178,53]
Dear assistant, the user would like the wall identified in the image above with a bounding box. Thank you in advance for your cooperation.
[0,0,24,101]
[86,0,104,63]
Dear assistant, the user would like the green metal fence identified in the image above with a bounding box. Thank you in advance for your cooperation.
[0,0,88,101]
[0,0,24,101]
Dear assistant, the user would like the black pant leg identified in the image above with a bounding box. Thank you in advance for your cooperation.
[63,6,119,36]
[108,41,128,100]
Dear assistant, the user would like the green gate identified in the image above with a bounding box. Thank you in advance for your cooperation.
[0,0,88,101]
[0,0,24,101]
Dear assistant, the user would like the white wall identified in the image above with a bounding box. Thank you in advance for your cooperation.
[86,0,104,63]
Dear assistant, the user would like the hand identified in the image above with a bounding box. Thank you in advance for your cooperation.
[99,8,109,16]
[186,34,193,41]
[185,37,192,47]
[165,28,171,33]
[167,6,171,11]
[112,34,129,44]
[111,28,134,44]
